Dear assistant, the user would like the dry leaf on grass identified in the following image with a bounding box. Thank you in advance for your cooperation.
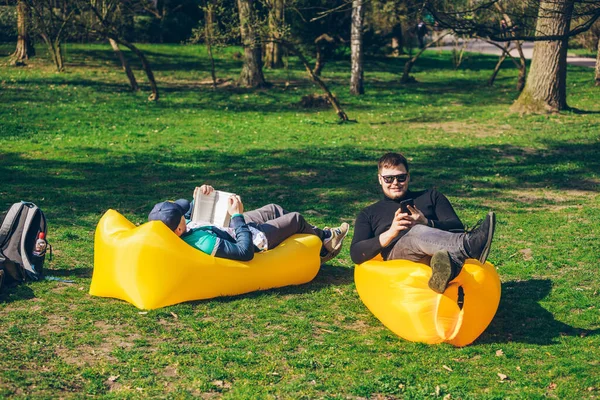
[495,349,504,357]
[497,373,509,381]
[170,312,178,319]
[548,383,557,390]
[443,365,453,372]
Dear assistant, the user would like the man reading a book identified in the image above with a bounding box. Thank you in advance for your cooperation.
[148,185,349,264]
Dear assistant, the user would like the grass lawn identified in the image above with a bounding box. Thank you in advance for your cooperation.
[568,48,597,59]
[1,42,599,399]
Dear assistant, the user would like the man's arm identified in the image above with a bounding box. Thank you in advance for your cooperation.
[350,211,382,264]
[429,190,465,232]
[215,214,254,261]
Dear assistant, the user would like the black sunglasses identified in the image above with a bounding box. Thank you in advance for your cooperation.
[380,174,408,184]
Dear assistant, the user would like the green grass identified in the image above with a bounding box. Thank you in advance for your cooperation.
[1,42,599,399]
[568,48,597,58]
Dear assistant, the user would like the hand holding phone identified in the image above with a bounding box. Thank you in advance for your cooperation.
[399,198,414,215]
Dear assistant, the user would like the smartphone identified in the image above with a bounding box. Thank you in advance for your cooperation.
[399,198,414,215]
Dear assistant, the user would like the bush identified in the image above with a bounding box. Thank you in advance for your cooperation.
[0,6,17,43]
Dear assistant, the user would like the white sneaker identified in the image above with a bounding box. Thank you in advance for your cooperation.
[321,223,349,264]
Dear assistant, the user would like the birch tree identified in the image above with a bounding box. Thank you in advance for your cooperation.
[349,0,365,95]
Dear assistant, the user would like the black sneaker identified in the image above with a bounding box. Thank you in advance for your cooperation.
[428,251,455,294]
[464,211,496,264]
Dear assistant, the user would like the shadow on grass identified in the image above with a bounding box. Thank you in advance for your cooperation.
[1,138,598,222]
[480,279,599,345]
[0,283,35,304]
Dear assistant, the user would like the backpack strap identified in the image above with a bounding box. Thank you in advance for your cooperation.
[0,203,26,250]
[19,202,43,280]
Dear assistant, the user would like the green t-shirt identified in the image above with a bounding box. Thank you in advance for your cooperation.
[181,227,219,256]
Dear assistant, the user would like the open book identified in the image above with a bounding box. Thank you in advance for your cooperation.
[191,189,235,227]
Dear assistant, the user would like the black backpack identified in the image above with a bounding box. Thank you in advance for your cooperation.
[0,202,50,290]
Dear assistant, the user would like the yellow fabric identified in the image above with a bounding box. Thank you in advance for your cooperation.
[90,209,322,310]
[355,258,501,347]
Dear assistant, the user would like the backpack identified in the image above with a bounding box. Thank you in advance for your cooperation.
[0,202,50,289]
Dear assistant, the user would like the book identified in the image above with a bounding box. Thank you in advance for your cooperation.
[191,189,235,227]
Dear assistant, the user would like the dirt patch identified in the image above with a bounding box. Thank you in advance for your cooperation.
[505,188,597,211]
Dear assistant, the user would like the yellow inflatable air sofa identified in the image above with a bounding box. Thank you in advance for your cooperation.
[90,209,322,310]
[355,257,501,347]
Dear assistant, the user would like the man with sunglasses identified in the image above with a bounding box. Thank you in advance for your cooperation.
[350,152,496,293]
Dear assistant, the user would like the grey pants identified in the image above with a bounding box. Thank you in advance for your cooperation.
[242,204,324,249]
[387,224,469,267]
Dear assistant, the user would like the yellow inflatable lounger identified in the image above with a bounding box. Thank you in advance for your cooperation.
[90,209,322,310]
[355,258,501,347]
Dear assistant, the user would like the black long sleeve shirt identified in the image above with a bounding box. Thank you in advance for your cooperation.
[350,189,464,264]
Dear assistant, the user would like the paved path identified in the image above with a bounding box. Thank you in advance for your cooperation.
[434,39,596,68]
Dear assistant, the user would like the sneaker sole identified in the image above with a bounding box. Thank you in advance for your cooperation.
[478,212,496,264]
[320,246,342,265]
[428,251,453,294]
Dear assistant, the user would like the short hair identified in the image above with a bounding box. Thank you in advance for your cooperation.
[378,152,409,172]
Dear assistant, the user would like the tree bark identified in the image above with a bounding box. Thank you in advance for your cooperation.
[390,22,403,56]
[488,42,510,86]
[109,38,139,92]
[493,4,527,91]
[314,33,335,76]
[264,0,284,69]
[111,36,159,101]
[40,33,64,72]
[515,41,527,92]
[483,39,526,91]
[237,0,267,87]
[512,0,575,113]
[401,32,449,84]
[204,0,218,88]
[11,0,35,65]
[595,36,600,86]
[279,40,349,122]
[350,0,365,95]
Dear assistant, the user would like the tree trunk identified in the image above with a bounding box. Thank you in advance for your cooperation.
[11,0,35,65]
[237,0,267,87]
[595,36,600,86]
[314,33,335,76]
[401,32,449,83]
[493,4,527,91]
[350,0,365,95]
[515,41,527,92]
[512,0,574,113]
[488,42,510,86]
[112,36,159,101]
[40,33,64,72]
[109,38,139,92]
[264,0,284,69]
[279,40,349,122]
[390,23,403,56]
[204,0,218,88]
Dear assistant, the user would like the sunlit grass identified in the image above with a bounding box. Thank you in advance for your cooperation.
[1,42,599,398]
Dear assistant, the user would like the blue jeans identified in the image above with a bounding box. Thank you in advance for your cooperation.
[387,224,469,267]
